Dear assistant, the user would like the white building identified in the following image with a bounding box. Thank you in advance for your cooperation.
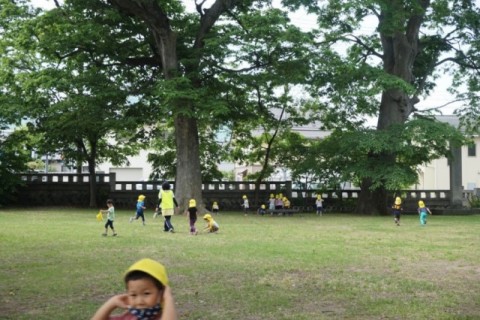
[39,115,478,190]
[415,115,480,190]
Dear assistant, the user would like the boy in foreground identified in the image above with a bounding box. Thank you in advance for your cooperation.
[91,258,177,320]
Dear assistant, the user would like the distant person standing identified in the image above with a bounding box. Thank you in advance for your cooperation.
[241,195,249,216]
[268,194,275,211]
[155,182,178,233]
[274,194,284,210]
[418,200,432,226]
[315,195,324,215]
[212,201,220,215]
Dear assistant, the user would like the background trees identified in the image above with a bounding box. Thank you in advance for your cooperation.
[1,0,479,213]
[299,0,478,213]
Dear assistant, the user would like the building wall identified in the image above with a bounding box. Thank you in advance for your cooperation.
[109,167,144,181]
[416,138,480,190]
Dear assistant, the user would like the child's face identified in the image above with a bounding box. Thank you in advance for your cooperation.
[126,278,163,309]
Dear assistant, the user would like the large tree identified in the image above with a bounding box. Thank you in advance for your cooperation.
[0,0,155,206]
[301,0,478,214]
[104,0,317,211]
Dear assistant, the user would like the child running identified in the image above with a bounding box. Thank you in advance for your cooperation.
[100,199,117,237]
[91,258,177,320]
[418,200,432,226]
[391,196,403,226]
[130,194,147,226]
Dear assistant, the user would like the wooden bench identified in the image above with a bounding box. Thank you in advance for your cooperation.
[266,208,300,216]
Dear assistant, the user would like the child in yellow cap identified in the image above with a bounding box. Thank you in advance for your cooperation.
[392,197,403,226]
[241,195,249,216]
[211,201,219,215]
[203,214,219,233]
[418,200,432,226]
[257,204,266,216]
[315,195,324,216]
[185,199,198,235]
[91,258,177,320]
[129,195,147,226]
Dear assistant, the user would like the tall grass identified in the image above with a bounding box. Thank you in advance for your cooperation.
[0,209,479,319]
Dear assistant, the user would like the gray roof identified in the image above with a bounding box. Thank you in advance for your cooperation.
[435,115,460,129]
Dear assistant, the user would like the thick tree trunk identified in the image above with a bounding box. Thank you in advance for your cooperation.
[174,116,204,212]
[108,0,239,213]
[356,1,429,214]
[88,158,97,208]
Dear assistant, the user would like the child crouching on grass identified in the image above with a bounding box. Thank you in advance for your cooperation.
[91,258,177,320]
[203,214,219,233]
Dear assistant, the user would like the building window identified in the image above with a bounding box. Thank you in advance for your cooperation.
[467,143,476,157]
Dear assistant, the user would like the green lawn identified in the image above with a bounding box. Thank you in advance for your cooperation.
[1,209,479,319]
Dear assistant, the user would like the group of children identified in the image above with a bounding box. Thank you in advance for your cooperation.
[99,184,220,237]
[391,196,433,226]
[253,193,295,215]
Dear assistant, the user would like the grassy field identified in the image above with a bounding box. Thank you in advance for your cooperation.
[0,208,479,320]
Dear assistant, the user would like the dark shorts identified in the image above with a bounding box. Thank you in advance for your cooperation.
[105,220,114,229]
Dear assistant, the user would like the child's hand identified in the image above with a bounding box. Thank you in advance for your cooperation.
[108,293,129,309]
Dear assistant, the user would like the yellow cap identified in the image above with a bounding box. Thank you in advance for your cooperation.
[203,213,212,220]
[395,197,401,205]
[242,195,247,199]
[418,200,425,208]
[138,195,145,201]
[261,204,266,209]
[189,199,196,208]
[125,258,168,286]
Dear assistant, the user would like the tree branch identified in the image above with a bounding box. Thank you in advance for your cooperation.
[343,34,384,59]
[194,0,240,49]
[419,98,470,112]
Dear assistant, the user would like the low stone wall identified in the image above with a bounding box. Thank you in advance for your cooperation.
[10,173,477,213]
[13,173,112,207]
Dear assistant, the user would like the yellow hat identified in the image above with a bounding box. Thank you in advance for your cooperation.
[270,193,274,198]
[213,201,218,205]
[418,200,425,208]
[242,195,247,199]
[317,195,322,200]
[125,258,168,286]
[261,204,266,209]
[138,195,145,201]
[203,213,212,220]
[395,197,401,205]
[189,199,196,208]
